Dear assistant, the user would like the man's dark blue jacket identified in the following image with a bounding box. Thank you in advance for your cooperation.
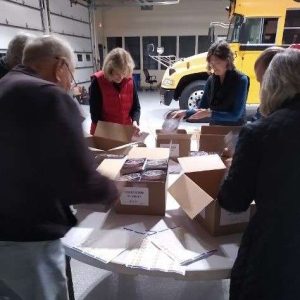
[0,65,118,241]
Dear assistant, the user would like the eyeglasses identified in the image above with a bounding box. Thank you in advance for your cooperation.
[55,57,78,86]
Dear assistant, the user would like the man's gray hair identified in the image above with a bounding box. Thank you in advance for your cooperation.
[260,49,300,116]
[23,35,75,68]
[6,33,35,68]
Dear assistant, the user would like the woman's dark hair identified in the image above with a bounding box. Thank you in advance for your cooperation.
[206,40,235,72]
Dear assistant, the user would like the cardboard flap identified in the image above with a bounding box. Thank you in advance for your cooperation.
[156,129,192,140]
[90,136,128,150]
[97,158,124,179]
[128,147,170,159]
[178,154,225,173]
[200,125,242,135]
[199,134,225,154]
[186,169,225,199]
[168,174,214,219]
[95,121,134,143]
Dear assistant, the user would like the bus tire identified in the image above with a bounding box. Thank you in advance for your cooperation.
[179,80,206,109]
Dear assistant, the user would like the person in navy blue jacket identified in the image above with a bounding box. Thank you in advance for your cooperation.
[171,40,249,125]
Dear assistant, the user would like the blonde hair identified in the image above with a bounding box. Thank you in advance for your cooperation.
[260,49,300,116]
[103,48,134,80]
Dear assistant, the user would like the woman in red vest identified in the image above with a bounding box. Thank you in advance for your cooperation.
[89,48,141,135]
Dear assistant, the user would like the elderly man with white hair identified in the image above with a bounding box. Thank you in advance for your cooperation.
[0,33,34,79]
[0,35,118,300]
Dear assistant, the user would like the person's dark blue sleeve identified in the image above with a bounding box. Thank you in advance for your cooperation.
[211,75,248,123]
[129,81,141,124]
[198,79,210,109]
[89,77,102,124]
[218,124,259,212]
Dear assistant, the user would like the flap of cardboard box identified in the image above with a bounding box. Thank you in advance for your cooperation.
[97,158,125,179]
[200,125,242,135]
[156,129,192,140]
[177,155,226,198]
[127,147,170,160]
[86,136,137,154]
[178,154,225,172]
[199,134,225,154]
[95,121,134,142]
[168,174,214,219]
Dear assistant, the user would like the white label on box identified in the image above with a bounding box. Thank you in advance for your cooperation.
[120,187,149,206]
[160,143,179,157]
[199,208,206,219]
[220,208,251,226]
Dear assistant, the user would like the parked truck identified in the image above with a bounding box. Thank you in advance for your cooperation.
[160,0,300,109]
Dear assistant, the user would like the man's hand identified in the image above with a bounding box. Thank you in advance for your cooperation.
[187,109,211,120]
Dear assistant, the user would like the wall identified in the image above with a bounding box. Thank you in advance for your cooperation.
[95,0,229,87]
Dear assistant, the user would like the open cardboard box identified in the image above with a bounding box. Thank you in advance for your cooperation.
[199,125,242,155]
[98,147,170,216]
[156,129,192,159]
[86,121,147,155]
[168,154,254,236]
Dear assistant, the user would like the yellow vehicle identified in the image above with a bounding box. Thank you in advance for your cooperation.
[160,0,300,109]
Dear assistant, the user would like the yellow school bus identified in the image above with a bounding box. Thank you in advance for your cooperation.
[160,0,300,109]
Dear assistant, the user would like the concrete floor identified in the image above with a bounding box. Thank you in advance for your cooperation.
[71,91,255,299]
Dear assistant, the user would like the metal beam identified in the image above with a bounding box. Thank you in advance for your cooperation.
[93,0,179,8]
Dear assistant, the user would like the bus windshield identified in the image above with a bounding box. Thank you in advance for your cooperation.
[227,14,244,43]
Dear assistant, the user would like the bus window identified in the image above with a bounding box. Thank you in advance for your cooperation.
[283,10,300,44]
[240,18,262,44]
[262,18,278,43]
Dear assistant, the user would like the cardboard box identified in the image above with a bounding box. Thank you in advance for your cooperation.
[156,129,192,159]
[168,154,254,236]
[199,125,242,155]
[98,147,169,216]
[86,121,146,155]
[200,125,242,135]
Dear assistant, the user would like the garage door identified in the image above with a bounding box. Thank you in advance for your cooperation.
[0,0,95,88]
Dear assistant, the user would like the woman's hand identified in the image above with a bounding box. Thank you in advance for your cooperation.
[187,109,211,120]
[132,121,140,136]
[169,110,187,119]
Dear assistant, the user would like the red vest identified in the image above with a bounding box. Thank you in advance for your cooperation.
[94,71,133,125]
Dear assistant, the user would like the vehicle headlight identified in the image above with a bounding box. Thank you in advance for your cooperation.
[162,78,174,86]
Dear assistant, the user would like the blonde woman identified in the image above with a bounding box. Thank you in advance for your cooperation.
[218,49,300,300]
[89,48,141,135]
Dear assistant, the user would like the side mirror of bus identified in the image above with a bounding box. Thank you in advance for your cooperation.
[208,26,215,44]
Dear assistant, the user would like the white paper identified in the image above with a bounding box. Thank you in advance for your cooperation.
[124,219,176,236]
[220,208,251,226]
[120,187,149,206]
[74,228,144,263]
[160,143,179,157]
[149,227,214,265]
[126,237,186,275]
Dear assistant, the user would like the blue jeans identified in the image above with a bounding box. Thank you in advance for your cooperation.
[0,240,69,300]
